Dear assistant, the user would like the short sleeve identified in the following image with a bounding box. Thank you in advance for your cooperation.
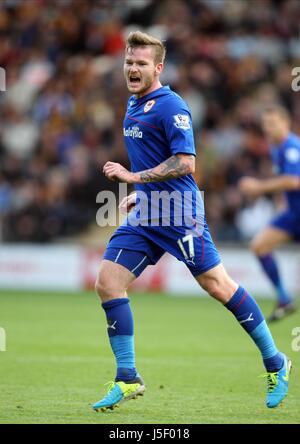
[161,100,196,156]
[283,146,300,176]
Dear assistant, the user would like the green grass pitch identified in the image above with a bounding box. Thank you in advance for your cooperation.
[0,290,299,424]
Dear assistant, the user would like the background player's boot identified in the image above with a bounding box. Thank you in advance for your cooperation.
[268,301,297,323]
[92,376,145,412]
[262,354,292,408]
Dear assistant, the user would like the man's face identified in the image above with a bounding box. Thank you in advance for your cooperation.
[124,46,162,97]
[262,113,289,142]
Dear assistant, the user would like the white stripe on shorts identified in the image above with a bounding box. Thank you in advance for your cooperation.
[114,249,123,263]
[131,255,148,274]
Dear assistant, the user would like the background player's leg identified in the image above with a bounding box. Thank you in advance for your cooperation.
[251,226,292,307]
[195,264,284,373]
[95,259,138,382]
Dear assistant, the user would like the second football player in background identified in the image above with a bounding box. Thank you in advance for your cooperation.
[240,107,299,322]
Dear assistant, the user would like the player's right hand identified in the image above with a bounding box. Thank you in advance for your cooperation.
[119,192,137,215]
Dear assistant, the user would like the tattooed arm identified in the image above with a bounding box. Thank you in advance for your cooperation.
[103,154,195,184]
[138,154,195,183]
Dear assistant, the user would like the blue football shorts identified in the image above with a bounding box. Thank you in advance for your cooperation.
[103,222,221,278]
[270,209,300,240]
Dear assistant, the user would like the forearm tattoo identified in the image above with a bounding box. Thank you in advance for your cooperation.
[139,155,194,183]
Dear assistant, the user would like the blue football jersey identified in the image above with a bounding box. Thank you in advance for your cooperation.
[104,86,221,274]
[123,85,203,227]
[270,132,300,213]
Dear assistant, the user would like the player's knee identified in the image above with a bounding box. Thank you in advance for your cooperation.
[200,273,236,302]
[94,277,104,299]
[95,274,114,301]
[201,277,222,299]
[250,238,266,256]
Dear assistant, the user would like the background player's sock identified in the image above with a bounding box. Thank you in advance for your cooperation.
[257,254,292,305]
[102,298,138,382]
[225,286,284,372]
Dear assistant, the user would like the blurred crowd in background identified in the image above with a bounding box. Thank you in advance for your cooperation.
[0,0,300,243]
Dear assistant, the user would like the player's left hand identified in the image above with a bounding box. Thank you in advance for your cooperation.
[103,162,137,183]
[238,177,263,198]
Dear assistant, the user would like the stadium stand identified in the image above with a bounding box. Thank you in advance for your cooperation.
[0,0,299,243]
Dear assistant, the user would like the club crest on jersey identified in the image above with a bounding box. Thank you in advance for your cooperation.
[144,100,155,113]
[173,114,191,130]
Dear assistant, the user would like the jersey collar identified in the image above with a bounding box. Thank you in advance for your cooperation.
[132,85,170,103]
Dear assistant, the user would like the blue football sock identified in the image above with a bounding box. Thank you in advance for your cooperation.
[225,286,284,372]
[102,298,138,382]
[257,254,292,305]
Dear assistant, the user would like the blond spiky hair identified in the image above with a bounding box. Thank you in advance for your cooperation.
[125,30,166,65]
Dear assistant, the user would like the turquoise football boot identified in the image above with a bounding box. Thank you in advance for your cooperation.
[262,354,292,408]
[92,377,145,412]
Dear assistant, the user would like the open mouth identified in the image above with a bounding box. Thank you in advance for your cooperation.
[129,76,141,85]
